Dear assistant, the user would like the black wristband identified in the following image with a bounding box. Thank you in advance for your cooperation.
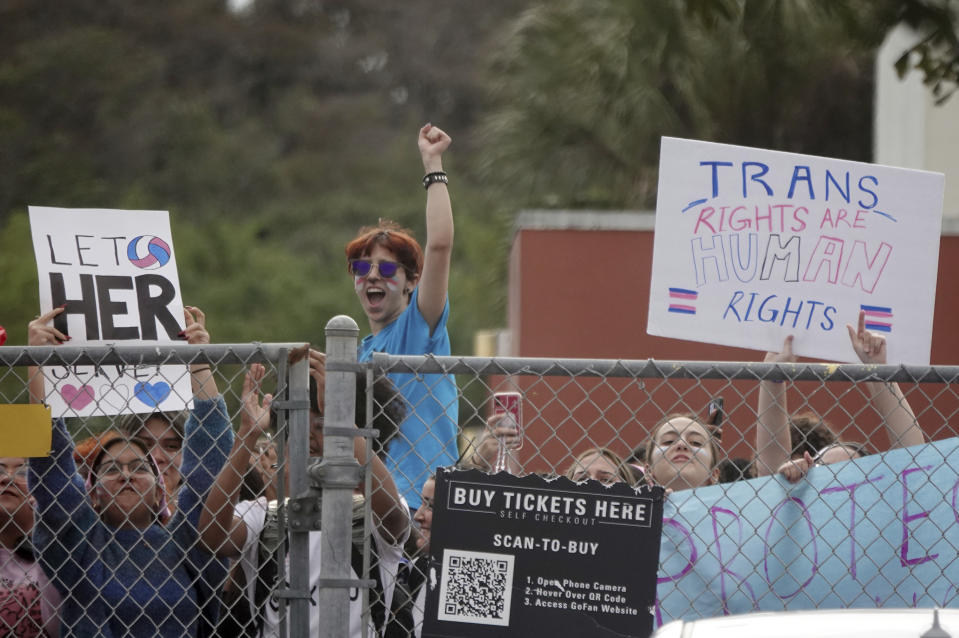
[423,171,448,189]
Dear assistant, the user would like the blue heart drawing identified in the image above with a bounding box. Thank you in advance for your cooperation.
[134,382,172,407]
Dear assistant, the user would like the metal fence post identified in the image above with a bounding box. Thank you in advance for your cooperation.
[317,315,362,638]
[285,349,312,638]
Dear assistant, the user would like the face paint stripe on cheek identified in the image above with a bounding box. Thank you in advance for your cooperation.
[354,275,366,291]
[656,436,706,450]
[384,278,400,291]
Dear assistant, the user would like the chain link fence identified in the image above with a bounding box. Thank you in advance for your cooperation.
[0,342,313,638]
[358,349,959,636]
[0,330,956,637]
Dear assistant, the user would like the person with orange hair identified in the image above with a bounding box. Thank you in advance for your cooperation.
[344,124,457,511]
[73,430,123,481]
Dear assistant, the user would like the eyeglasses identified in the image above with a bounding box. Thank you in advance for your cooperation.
[97,460,155,478]
[349,259,401,279]
[0,465,29,482]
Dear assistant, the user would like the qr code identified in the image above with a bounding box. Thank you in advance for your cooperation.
[437,549,514,626]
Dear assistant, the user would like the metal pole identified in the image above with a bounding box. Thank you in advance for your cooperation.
[317,315,362,638]
[370,353,959,383]
[285,351,312,638]
[0,342,306,367]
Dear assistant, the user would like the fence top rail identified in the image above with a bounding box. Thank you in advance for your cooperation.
[370,353,959,384]
[0,343,309,367]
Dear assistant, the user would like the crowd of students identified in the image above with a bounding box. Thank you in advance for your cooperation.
[0,123,932,636]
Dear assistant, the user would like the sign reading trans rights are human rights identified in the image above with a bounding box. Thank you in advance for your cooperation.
[647,137,945,364]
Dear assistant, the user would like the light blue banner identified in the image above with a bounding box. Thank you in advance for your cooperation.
[657,437,959,625]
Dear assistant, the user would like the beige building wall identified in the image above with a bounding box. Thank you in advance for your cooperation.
[875,25,959,220]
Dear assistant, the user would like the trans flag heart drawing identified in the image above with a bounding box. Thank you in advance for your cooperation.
[134,382,171,407]
[60,384,95,410]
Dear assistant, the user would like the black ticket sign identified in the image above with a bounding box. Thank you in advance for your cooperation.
[423,469,664,638]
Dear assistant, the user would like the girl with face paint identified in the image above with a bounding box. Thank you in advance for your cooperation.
[26,306,233,637]
[643,416,723,492]
[343,124,459,513]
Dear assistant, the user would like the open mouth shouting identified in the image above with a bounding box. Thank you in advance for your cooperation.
[355,271,405,326]
[365,286,387,309]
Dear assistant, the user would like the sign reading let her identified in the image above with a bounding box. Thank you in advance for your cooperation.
[29,206,191,418]
[647,137,945,364]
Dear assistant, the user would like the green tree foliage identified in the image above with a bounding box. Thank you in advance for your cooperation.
[476,0,905,210]
[891,0,959,103]
[0,0,953,374]
[476,0,958,210]
[0,0,524,364]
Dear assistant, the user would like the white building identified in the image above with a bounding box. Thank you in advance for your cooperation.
[875,25,959,221]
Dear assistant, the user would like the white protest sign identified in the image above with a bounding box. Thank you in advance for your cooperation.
[647,137,945,364]
[29,207,192,417]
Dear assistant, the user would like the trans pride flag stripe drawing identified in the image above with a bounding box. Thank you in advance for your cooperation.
[669,288,698,314]
[860,304,893,333]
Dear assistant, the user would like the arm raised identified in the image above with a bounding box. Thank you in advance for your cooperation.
[198,364,272,557]
[754,335,795,476]
[415,123,454,332]
[847,311,924,449]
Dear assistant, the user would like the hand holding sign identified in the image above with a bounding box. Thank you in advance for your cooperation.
[755,335,796,477]
[846,310,924,448]
[182,306,219,401]
[764,334,796,364]
[777,450,815,484]
[28,307,69,346]
[847,310,887,364]
[181,306,209,344]
[27,307,69,407]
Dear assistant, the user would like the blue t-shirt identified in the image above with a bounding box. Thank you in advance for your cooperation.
[359,288,459,509]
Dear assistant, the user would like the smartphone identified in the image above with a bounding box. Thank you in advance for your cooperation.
[707,396,724,428]
[492,391,524,450]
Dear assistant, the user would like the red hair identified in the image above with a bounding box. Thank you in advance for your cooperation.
[345,219,423,280]
[74,430,123,480]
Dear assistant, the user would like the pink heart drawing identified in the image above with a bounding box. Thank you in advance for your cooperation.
[60,384,95,410]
